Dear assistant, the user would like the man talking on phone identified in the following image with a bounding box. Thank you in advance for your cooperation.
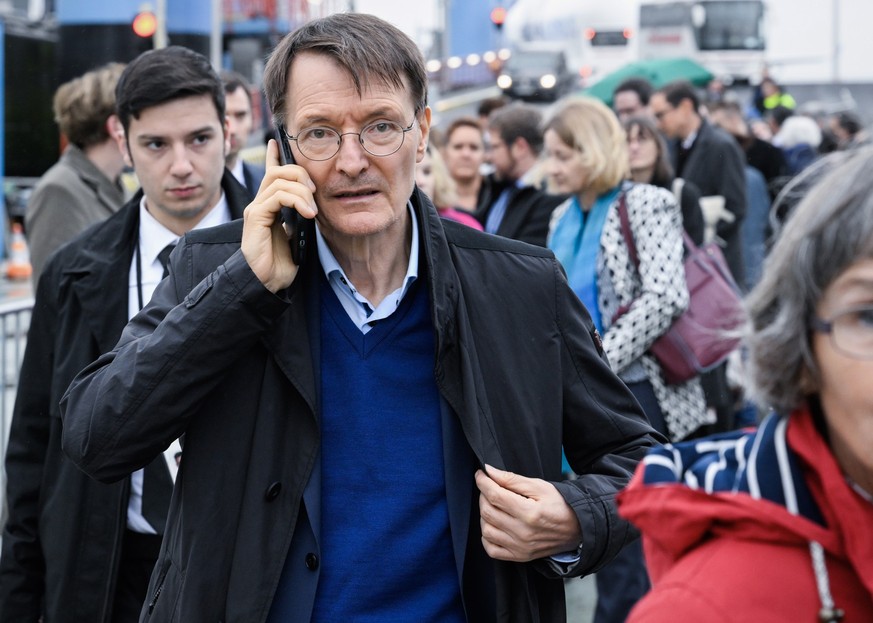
[61,14,659,622]
[0,47,248,622]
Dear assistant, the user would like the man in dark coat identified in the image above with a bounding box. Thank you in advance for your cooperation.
[651,81,748,434]
[0,47,248,623]
[60,15,660,622]
[651,80,748,286]
[476,104,565,246]
[222,70,265,200]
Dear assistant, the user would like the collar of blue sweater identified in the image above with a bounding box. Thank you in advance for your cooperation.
[316,201,419,334]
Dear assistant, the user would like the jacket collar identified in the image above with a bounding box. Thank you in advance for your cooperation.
[413,187,505,469]
[62,144,125,208]
[62,171,249,353]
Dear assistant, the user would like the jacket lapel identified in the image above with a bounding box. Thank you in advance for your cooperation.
[65,198,141,353]
[259,257,320,419]
[416,188,506,470]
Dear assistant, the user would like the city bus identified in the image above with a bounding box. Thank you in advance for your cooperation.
[637,0,767,82]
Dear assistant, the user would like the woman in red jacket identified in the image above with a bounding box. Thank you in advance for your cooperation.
[619,148,873,621]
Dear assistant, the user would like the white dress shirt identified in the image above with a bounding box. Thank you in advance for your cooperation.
[316,202,419,335]
[126,193,231,533]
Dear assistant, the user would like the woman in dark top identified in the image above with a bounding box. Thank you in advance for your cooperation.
[624,115,705,245]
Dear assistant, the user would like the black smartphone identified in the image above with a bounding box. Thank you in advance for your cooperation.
[275,123,312,266]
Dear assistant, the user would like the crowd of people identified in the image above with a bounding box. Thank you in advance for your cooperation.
[1,12,871,622]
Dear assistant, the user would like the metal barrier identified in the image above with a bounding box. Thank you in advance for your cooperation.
[0,297,33,463]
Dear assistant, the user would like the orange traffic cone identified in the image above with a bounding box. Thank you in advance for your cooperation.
[6,222,32,280]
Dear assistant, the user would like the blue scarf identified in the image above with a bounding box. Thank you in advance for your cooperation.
[548,186,621,332]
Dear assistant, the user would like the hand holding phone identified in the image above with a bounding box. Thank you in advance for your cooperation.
[275,124,313,266]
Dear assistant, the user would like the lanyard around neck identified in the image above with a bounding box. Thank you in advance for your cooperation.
[135,240,145,312]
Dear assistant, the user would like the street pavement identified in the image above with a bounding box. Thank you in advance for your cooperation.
[566,575,597,622]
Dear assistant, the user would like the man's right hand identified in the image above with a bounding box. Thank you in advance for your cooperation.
[240,139,318,293]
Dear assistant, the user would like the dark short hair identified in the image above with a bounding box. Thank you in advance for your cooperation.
[659,80,700,114]
[445,116,482,143]
[834,110,863,136]
[613,77,654,106]
[263,13,427,127]
[488,104,545,154]
[220,69,253,106]
[477,96,509,118]
[766,105,794,129]
[116,46,225,134]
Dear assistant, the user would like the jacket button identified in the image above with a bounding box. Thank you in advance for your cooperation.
[264,482,282,501]
[305,553,319,571]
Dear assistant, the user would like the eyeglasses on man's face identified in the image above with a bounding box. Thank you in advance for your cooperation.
[811,305,873,359]
[283,117,417,161]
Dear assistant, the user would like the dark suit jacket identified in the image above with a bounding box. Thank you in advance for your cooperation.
[476,174,566,247]
[0,172,249,623]
[242,161,266,200]
[674,120,748,284]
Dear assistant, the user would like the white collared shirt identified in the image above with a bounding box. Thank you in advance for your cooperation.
[230,158,245,187]
[681,129,699,151]
[316,202,419,335]
[126,192,231,534]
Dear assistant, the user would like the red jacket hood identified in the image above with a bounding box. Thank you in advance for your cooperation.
[618,408,873,591]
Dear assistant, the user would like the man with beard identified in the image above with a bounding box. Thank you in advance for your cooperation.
[477,104,565,246]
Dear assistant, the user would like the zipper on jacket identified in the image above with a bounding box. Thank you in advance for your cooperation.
[147,563,170,614]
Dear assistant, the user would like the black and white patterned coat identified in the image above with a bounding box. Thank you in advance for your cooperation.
[549,182,712,440]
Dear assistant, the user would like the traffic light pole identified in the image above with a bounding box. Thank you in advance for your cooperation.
[154,0,168,48]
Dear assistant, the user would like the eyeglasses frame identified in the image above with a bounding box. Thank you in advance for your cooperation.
[282,116,418,162]
[810,305,873,360]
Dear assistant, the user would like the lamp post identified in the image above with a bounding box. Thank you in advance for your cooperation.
[154,0,168,48]
[832,0,840,83]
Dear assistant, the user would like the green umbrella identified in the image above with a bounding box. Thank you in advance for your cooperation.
[583,57,714,107]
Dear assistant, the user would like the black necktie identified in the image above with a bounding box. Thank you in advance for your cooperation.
[140,242,177,533]
[676,141,693,177]
[157,242,176,279]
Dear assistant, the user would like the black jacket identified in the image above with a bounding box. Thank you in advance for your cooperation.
[242,161,266,201]
[673,120,748,284]
[60,189,659,622]
[0,172,249,622]
[476,174,566,246]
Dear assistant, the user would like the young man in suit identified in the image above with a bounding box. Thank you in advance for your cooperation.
[0,46,249,623]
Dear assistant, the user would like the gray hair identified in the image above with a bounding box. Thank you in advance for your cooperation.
[774,115,822,149]
[263,13,428,127]
[745,146,873,413]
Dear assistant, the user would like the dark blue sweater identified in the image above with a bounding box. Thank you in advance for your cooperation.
[307,279,465,622]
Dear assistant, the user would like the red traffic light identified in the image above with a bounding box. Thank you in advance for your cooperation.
[490,7,507,27]
[133,11,157,38]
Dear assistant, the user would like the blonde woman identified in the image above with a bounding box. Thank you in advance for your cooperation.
[543,96,712,623]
